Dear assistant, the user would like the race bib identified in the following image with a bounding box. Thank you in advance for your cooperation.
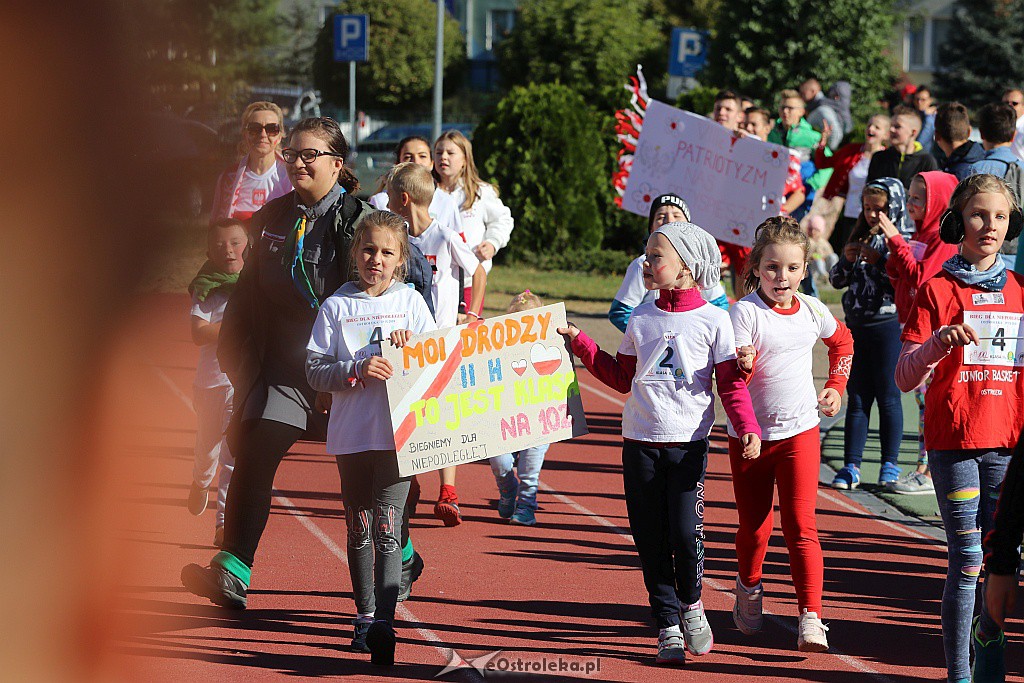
[636,333,693,383]
[342,312,409,361]
[964,311,1024,367]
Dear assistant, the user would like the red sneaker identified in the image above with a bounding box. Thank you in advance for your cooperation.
[433,485,462,527]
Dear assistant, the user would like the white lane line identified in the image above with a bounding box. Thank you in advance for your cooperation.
[816,489,943,545]
[569,374,899,682]
[153,366,475,679]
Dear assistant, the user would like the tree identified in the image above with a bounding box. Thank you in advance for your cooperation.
[935,0,1024,109]
[312,0,465,108]
[496,0,664,113]
[704,0,898,120]
[272,2,319,86]
[473,84,609,258]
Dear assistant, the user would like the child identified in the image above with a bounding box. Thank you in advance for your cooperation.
[608,194,729,333]
[559,221,761,665]
[895,174,1024,683]
[805,215,838,282]
[368,136,462,237]
[187,218,248,547]
[305,210,436,666]
[828,178,908,489]
[387,161,485,527]
[879,171,959,495]
[490,290,549,526]
[729,216,853,652]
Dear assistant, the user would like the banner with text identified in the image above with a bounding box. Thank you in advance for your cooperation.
[622,99,790,247]
[384,303,589,477]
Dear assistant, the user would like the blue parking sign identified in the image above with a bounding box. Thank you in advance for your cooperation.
[333,14,368,63]
[669,28,709,78]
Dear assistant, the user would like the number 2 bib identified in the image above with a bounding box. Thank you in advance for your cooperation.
[637,332,693,383]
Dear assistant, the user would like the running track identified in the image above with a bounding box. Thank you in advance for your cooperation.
[108,294,1021,681]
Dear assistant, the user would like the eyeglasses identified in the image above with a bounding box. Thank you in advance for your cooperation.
[1005,100,1022,107]
[245,122,282,136]
[281,148,344,164]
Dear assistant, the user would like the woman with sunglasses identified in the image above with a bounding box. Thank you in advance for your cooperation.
[181,117,434,611]
[210,102,293,224]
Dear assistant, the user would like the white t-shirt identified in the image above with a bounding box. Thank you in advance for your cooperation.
[727,292,838,440]
[230,163,292,218]
[614,255,728,309]
[617,301,737,442]
[408,220,480,327]
[307,284,436,455]
[843,154,872,219]
[190,290,230,389]
[442,183,515,281]
[368,188,463,236]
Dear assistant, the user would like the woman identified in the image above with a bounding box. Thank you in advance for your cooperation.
[429,130,515,526]
[180,117,430,609]
[209,101,293,224]
[815,114,890,254]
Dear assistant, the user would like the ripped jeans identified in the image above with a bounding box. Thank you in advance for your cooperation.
[336,451,411,623]
[930,448,1011,682]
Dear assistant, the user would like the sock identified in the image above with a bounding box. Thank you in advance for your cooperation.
[976,611,1003,642]
[212,551,251,586]
[402,538,414,564]
[356,612,374,623]
[439,484,458,502]
[659,625,682,639]
[738,578,761,593]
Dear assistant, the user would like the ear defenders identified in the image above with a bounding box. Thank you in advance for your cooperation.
[939,206,1024,244]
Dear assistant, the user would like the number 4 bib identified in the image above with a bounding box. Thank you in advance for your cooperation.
[964,311,1024,367]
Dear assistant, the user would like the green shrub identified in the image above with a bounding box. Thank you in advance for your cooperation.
[509,248,636,275]
[676,85,721,116]
[473,83,607,259]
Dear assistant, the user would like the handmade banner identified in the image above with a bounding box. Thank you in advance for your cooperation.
[383,303,589,477]
[621,100,790,247]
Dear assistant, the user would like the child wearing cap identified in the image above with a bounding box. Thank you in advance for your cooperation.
[560,221,761,666]
[608,194,729,333]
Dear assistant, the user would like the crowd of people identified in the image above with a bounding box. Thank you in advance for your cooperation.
[172,80,1024,681]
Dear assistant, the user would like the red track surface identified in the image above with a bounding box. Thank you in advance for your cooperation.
[109,294,1021,682]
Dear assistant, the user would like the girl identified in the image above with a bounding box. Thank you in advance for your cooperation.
[895,174,1024,683]
[306,211,435,666]
[828,178,908,489]
[880,171,959,495]
[608,194,729,333]
[431,130,515,523]
[559,221,761,665]
[729,216,853,653]
[368,135,462,238]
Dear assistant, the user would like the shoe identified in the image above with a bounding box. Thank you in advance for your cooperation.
[366,620,396,665]
[510,506,536,526]
[878,462,901,486]
[187,481,210,516]
[655,627,687,666]
[213,526,224,548]
[732,576,763,635]
[180,563,247,609]
[830,465,860,490]
[351,617,372,653]
[797,609,829,652]
[681,601,714,655]
[497,491,516,519]
[398,551,424,602]
[971,615,1006,682]
[887,471,934,495]
[433,486,462,527]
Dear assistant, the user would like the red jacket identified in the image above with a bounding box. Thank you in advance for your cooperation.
[885,170,959,323]
[814,143,865,200]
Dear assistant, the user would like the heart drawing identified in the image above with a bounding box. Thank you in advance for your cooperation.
[511,359,528,376]
[530,343,562,376]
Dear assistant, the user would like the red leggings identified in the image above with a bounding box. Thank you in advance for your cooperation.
[728,426,824,614]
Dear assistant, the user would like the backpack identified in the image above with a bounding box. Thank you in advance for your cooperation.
[991,158,1024,255]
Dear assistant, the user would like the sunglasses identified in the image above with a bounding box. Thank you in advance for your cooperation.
[281,148,344,164]
[245,122,282,136]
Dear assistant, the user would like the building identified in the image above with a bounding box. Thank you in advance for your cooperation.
[446,0,519,90]
[892,0,954,87]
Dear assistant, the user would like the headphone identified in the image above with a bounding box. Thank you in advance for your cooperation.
[939,206,1024,244]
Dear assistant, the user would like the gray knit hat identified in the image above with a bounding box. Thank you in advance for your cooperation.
[650,221,722,290]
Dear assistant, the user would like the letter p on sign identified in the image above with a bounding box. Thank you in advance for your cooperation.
[333,14,368,62]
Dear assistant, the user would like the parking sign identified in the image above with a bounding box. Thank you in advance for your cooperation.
[333,14,368,63]
[668,28,709,78]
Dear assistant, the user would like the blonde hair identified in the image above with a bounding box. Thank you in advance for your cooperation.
[743,216,810,293]
[508,290,543,313]
[239,101,284,155]
[433,130,496,211]
[949,173,1019,217]
[349,210,410,283]
[387,162,435,206]
[778,89,802,104]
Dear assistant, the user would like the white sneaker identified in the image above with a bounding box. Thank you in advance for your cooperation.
[680,600,714,655]
[732,576,763,635]
[656,626,687,666]
[797,609,829,652]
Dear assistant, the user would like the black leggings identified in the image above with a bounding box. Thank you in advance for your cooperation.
[622,439,708,629]
[222,419,305,568]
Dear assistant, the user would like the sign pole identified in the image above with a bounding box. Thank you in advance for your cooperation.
[349,60,357,147]
[432,0,444,143]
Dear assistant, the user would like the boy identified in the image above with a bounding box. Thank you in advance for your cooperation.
[933,102,984,180]
[867,105,938,189]
[187,218,248,547]
[387,162,486,529]
[712,90,744,132]
[968,102,1024,177]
